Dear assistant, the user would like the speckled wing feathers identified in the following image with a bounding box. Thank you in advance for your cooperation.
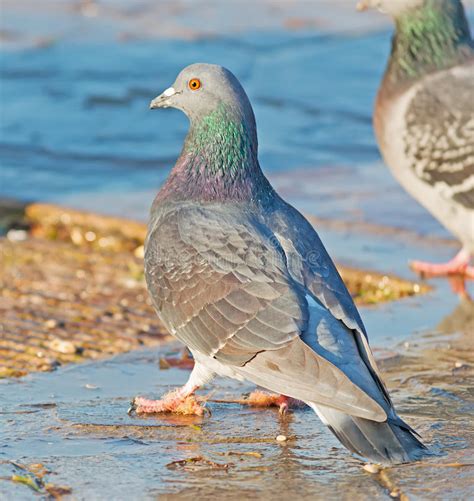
[145,203,385,419]
[145,205,306,364]
[404,63,474,208]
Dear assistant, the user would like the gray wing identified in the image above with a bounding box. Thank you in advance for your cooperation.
[263,197,393,406]
[263,201,367,337]
[145,204,305,365]
[404,61,474,209]
[145,203,385,420]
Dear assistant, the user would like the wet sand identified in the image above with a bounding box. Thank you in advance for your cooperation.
[0,203,427,378]
[1,300,473,500]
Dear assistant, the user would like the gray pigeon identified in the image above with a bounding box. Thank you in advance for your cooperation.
[133,63,427,464]
[359,0,474,278]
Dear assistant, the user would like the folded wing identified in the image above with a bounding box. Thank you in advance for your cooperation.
[404,62,474,209]
[145,203,386,421]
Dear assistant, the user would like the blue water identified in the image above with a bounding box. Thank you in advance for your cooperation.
[0,29,386,200]
[1,5,473,232]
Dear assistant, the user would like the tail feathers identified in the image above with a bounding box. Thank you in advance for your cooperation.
[310,404,427,465]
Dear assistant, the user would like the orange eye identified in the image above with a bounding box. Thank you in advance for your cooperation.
[188,78,202,91]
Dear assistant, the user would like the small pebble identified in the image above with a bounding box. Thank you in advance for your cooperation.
[123,278,137,289]
[31,295,43,305]
[85,231,96,242]
[98,236,116,248]
[453,362,470,373]
[70,228,83,245]
[276,435,287,442]
[7,229,28,242]
[134,245,145,258]
[47,338,78,354]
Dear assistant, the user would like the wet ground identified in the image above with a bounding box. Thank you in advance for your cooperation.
[1,1,474,499]
[1,215,473,499]
[1,330,472,501]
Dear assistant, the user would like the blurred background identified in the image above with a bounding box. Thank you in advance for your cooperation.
[1,0,472,234]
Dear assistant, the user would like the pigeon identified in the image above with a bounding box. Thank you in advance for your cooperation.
[132,63,427,464]
[358,0,474,278]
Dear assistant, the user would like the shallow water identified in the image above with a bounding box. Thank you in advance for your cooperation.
[1,221,473,500]
[1,2,472,237]
[0,310,473,500]
[1,26,385,208]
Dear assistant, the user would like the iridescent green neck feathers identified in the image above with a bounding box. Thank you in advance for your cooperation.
[386,0,473,87]
[156,103,272,203]
[183,103,258,179]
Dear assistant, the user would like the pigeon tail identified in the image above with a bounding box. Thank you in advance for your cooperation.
[309,403,427,465]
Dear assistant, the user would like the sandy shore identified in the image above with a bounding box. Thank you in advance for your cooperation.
[0,202,428,378]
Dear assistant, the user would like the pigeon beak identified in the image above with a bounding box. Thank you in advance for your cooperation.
[356,0,369,11]
[149,87,178,109]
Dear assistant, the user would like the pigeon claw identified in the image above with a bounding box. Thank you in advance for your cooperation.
[127,398,138,415]
[410,249,471,278]
[128,392,206,416]
[278,400,289,415]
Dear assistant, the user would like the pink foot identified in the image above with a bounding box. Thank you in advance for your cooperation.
[277,395,291,415]
[129,389,205,416]
[410,248,471,277]
[245,391,300,415]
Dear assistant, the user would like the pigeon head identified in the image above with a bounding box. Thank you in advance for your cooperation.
[357,0,424,16]
[150,63,256,129]
[361,0,473,86]
[356,0,471,18]
[150,64,271,203]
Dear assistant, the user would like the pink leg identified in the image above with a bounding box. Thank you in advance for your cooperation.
[129,385,205,416]
[276,395,291,415]
[129,362,214,417]
[447,275,470,298]
[410,248,471,277]
[245,391,300,414]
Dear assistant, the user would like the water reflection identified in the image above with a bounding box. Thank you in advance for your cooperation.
[437,296,474,335]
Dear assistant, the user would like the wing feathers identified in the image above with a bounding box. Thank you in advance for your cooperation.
[236,338,386,422]
[404,63,474,208]
[146,204,389,419]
